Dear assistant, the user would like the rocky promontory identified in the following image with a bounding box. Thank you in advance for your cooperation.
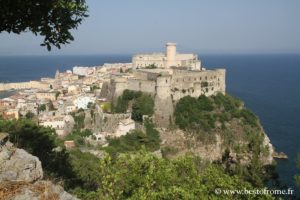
[0,134,78,200]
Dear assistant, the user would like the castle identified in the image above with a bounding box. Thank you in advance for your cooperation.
[132,43,201,70]
[105,43,226,127]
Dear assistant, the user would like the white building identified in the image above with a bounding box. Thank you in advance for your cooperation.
[73,66,96,76]
[132,43,201,70]
[73,96,96,109]
[39,115,74,137]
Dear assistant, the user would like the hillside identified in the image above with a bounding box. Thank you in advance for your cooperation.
[162,93,273,165]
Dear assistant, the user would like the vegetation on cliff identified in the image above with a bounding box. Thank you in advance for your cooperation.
[89,150,273,200]
[173,93,276,188]
[113,89,154,122]
[103,120,160,157]
[174,93,258,132]
[1,118,274,200]
[0,92,282,199]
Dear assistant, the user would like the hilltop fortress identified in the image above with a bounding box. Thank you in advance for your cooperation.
[103,43,226,127]
[0,43,226,128]
[133,42,201,70]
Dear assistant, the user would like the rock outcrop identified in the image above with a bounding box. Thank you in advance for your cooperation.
[0,138,79,200]
[160,121,275,165]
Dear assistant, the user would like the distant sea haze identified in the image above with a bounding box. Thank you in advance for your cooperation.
[0,54,300,196]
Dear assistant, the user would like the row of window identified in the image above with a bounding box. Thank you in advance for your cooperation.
[175,76,219,82]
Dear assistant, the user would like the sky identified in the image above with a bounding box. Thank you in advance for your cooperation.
[0,0,300,55]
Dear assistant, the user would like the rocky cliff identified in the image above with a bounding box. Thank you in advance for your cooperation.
[161,94,275,166]
[0,139,78,200]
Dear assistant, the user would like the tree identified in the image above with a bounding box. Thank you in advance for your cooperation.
[131,94,154,122]
[0,0,88,50]
[95,150,273,200]
[38,104,46,112]
[25,111,35,119]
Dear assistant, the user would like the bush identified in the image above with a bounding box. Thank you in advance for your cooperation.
[114,90,154,122]
[174,93,260,137]
[131,94,154,122]
[174,95,215,131]
[104,120,160,156]
[95,150,272,200]
[238,109,258,127]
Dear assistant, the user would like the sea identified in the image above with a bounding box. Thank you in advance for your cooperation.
[0,54,299,195]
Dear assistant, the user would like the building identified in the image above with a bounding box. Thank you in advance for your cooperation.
[102,43,226,127]
[73,66,96,76]
[36,92,57,101]
[73,96,96,110]
[64,140,75,149]
[39,115,74,137]
[3,109,19,120]
[132,43,201,70]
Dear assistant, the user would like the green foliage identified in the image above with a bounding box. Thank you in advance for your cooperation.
[174,95,215,132]
[55,91,61,98]
[145,64,157,69]
[68,150,101,191]
[104,120,160,157]
[38,104,46,112]
[212,93,242,112]
[0,118,275,200]
[0,119,73,180]
[25,111,35,119]
[64,129,92,146]
[91,85,100,91]
[114,90,142,113]
[71,110,85,130]
[0,118,102,193]
[101,102,111,113]
[114,90,154,122]
[95,150,273,200]
[87,102,94,109]
[0,0,88,50]
[132,94,154,122]
[175,93,258,133]
[237,109,258,127]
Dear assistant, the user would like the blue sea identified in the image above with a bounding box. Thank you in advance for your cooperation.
[0,54,300,195]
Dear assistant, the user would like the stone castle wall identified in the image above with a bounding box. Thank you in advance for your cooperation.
[0,81,50,91]
[170,69,226,101]
[107,68,226,127]
[128,79,156,94]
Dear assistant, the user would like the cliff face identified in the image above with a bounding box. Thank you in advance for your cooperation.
[160,125,274,165]
[162,94,275,165]
[0,140,78,200]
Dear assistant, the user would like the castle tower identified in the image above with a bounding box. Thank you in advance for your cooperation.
[154,75,173,127]
[166,43,177,68]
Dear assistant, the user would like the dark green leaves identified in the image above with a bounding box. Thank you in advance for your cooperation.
[0,0,88,50]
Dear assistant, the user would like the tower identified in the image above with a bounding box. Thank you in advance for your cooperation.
[154,75,173,127]
[166,43,177,68]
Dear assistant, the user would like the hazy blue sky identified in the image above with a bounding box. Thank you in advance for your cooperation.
[1,0,300,55]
